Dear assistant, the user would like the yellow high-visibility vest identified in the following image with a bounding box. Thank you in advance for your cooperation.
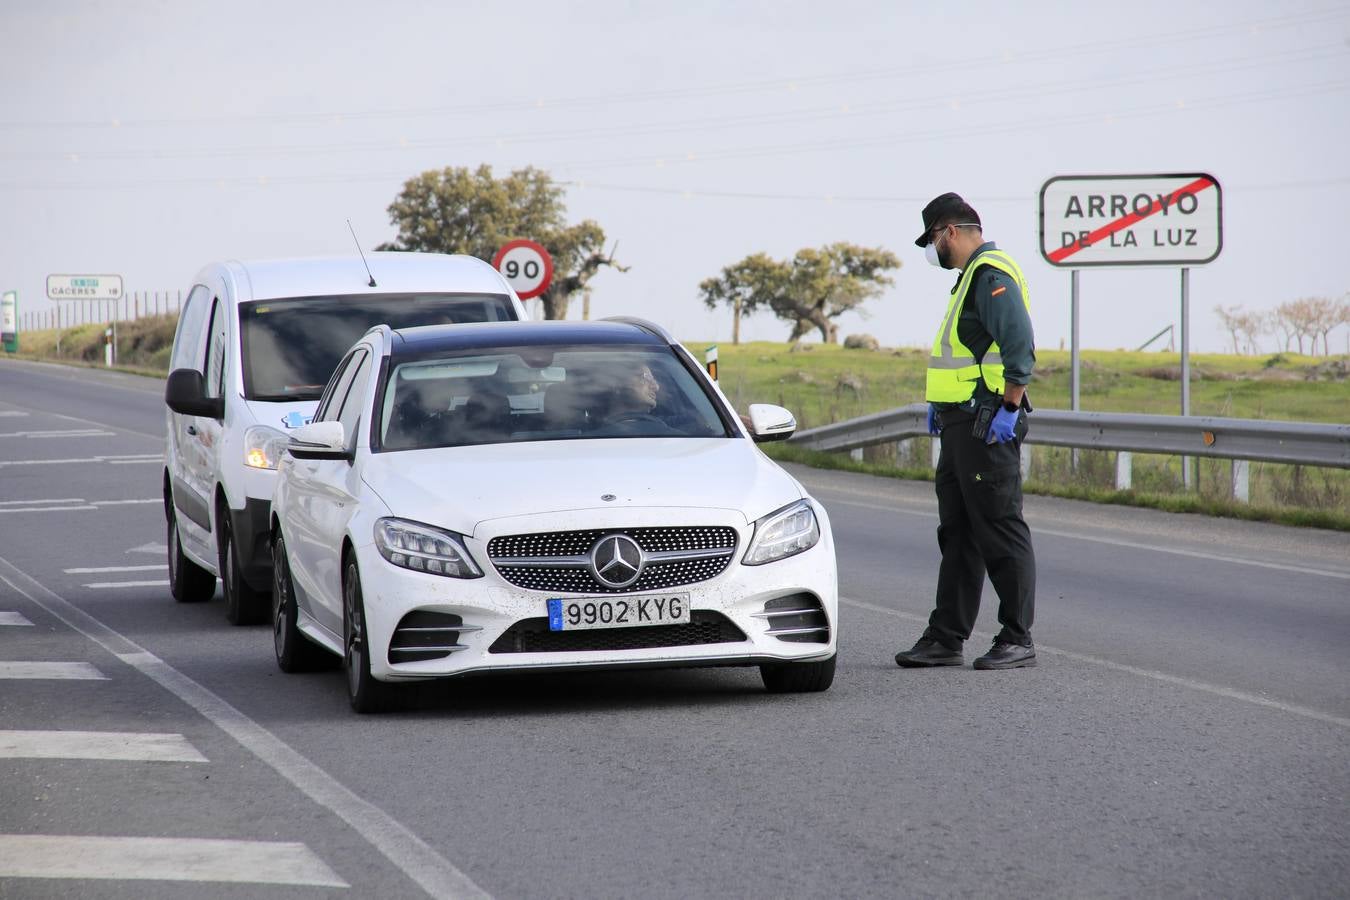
[925,249,1031,403]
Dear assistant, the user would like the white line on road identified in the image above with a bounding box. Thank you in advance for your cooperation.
[0,410,29,417]
[91,498,161,506]
[0,454,161,467]
[0,730,207,762]
[0,429,115,438]
[0,835,347,887]
[84,580,170,589]
[0,505,97,514]
[840,596,1350,731]
[0,498,83,506]
[65,565,167,574]
[0,661,106,680]
[0,557,492,900]
[820,492,1350,580]
[0,612,34,626]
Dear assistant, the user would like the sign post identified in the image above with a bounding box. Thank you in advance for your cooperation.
[492,240,554,315]
[704,344,719,381]
[1,291,17,353]
[1040,173,1222,488]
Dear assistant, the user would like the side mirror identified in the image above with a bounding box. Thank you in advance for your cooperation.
[747,403,796,443]
[165,368,224,419]
[288,421,350,460]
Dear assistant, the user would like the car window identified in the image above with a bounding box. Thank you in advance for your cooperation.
[336,350,371,445]
[203,297,228,400]
[239,292,515,402]
[170,285,211,372]
[377,345,731,451]
[317,350,361,424]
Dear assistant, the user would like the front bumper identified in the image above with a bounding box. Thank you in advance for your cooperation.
[355,505,838,681]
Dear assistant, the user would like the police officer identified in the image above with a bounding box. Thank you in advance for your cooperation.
[894,193,1038,670]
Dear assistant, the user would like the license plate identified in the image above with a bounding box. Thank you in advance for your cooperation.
[547,594,691,631]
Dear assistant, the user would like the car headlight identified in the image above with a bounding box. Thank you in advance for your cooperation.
[374,517,482,578]
[742,499,820,566]
[243,425,290,470]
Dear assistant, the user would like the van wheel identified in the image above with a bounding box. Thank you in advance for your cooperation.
[344,558,391,714]
[760,655,836,693]
[168,508,215,603]
[220,515,268,625]
[272,534,333,672]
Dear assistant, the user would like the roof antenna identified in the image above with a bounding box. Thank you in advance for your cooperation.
[347,219,377,287]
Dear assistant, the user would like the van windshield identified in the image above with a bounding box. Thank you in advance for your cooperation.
[239,293,515,401]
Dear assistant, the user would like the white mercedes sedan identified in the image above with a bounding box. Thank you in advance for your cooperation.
[270,318,837,712]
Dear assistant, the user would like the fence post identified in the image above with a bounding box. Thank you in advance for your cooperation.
[1231,459,1250,503]
[1115,451,1132,491]
[1020,443,1032,481]
[850,448,863,462]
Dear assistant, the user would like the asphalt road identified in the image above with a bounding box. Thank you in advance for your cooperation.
[1,356,1347,899]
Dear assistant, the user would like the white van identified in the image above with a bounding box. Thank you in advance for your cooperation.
[163,252,526,624]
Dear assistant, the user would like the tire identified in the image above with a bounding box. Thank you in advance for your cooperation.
[343,557,392,714]
[220,512,269,626]
[760,654,836,694]
[272,534,333,673]
[167,507,215,603]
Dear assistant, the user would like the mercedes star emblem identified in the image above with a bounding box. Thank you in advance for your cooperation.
[589,534,644,588]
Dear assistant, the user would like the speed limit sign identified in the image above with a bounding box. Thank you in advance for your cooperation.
[492,239,554,300]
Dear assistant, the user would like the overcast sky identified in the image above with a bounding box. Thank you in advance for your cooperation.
[2,0,1347,355]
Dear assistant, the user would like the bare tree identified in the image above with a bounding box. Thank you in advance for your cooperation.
[1275,298,1322,355]
[1236,308,1267,355]
[1214,305,1243,354]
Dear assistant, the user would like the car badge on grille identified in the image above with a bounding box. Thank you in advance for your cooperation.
[589,534,644,588]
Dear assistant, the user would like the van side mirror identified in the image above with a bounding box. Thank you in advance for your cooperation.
[288,421,350,460]
[165,368,224,419]
[747,403,796,443]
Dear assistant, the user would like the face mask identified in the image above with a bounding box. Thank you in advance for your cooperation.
[924,240,941,268]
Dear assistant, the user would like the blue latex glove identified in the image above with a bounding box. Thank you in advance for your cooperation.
[926,403,940,436]
[987,405,1019,444]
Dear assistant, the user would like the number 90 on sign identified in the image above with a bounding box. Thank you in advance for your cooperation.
[492,239,554,300]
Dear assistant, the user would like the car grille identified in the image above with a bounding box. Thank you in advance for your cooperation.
[488,526,738,594]
[488,610,746,654]
[752,593,830,644]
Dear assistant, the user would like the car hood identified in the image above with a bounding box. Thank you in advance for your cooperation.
[359,438,803,537]
[242,398,320,431]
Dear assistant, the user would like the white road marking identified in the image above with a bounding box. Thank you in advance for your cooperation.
[0,661,106,680]
[65,565,166,574]
[0,498,83,506]
[0,454,161,468]
[0,505,97,514]
[0,499,158,515]
[84,580,170,589]
[0,835,347,887]
[0,410,29,417]
[0,612,34,626]
[841,596,1350,730]
[0,429,115,438]
[128,542,167,555]
[0,557,491,900]
[0,730,207,762]
[91,498,161,506]
[820,492,1350,580]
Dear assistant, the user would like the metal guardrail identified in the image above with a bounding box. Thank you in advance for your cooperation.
[791,403,1350,469]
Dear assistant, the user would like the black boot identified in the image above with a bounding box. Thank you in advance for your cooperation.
[973,640,1036,670]
[895,637,963,668]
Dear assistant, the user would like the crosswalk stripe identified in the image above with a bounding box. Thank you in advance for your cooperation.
[0,612,34,626]
[0,835,348,886]
[0,661,106,680]
[64,565,166,574]
[0,730,207,762]
[84,580,170,589]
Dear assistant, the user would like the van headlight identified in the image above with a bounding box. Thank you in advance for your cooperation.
[243,425,290,470]
[374,518,482,578]
[742,500,820,566]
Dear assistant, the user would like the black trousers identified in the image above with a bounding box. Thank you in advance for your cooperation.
[924,408,1036,649]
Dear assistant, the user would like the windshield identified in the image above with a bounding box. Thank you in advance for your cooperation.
[377,345,732,450]
[239,293,515,400]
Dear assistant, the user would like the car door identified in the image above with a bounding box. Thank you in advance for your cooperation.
[307,347,373,636]
[285,347,363,634]
[194,288,231,546]
[167,285,214,553]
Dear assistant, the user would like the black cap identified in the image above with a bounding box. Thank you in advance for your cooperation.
[915,192,981,247]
